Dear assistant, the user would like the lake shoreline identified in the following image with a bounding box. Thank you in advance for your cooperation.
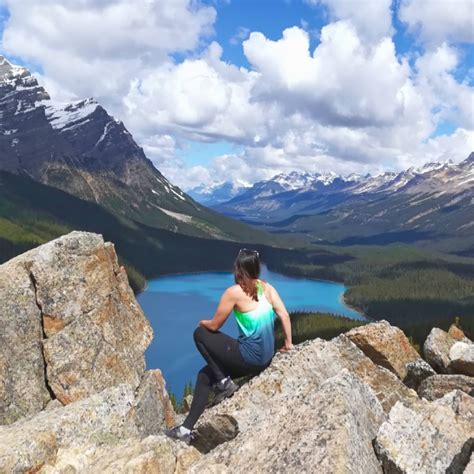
[139,263,367,320]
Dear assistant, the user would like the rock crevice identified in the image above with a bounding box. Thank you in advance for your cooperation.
[26,265,57,402]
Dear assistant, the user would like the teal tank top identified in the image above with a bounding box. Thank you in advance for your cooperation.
[233,280,276,366]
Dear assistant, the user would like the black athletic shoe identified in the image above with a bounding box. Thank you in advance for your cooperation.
[164,425,194,445]
[211,378,239,406]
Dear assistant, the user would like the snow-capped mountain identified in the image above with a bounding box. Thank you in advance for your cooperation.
[214,153,474,246]
[188,180,250,206]
[0,56,269,242]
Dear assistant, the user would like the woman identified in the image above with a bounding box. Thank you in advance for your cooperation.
[165,248,293,444]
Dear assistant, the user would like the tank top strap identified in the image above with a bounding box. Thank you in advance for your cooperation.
[256,279,264,297]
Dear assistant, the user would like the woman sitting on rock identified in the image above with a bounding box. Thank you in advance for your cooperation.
[165,248,293,444]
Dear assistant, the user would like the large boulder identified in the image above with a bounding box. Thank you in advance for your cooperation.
[374,390,474,473]
[423,327,456,373]
[418,374,474,400]
[191,370,385,473]
[192,334,415,462]
[0,373,177,473]
[0,232,153,423]
[449,341,474,376]
[38,435,200,474]
[346,320,420,380]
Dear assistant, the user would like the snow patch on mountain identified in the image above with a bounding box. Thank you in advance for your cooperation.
[45,99,99,131]
[157,207,193,223]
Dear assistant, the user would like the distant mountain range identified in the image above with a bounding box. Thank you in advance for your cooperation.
[209,154,474,252]
[188,180,250,206]
[0,56,276,245]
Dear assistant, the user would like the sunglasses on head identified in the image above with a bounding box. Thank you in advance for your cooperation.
[238,248,259,257]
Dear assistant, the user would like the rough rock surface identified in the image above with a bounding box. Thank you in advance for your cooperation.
[449,341,474,376]
[0,384,139,472]
[423,327,456,373]
[38,435,200,474]
[0,256,51,424]
[134,369,176,437]
[0,231,153,423]
[346,320,420,379]
[0,377,178,473]
[374,390,474,473]
[418,374,474,400]
[2,236,471,472]
[404,358,436,390]
[191,370,385,473]
[196,335,414,441]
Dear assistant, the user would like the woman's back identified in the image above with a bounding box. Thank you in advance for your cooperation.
[232,278,273,313]
[233,279,276,366]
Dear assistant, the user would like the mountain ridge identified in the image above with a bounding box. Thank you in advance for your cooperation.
[210,152,474,251]
[0,55,280,245]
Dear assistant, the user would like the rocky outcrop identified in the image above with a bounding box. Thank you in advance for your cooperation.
[38,435,200,474]
[346,320,420,380]
[0,381,182,473]
[191,370,385,473]
[0,232,153,424]
[374,390,474,473]
[423,327,456,373]
[418,374,474,400]
[195,335,414,440]
[1,235,473,473]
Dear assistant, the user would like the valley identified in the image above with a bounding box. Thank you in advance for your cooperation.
[0,55,472,347]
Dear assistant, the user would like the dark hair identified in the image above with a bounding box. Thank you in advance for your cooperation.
[233,249,261,301]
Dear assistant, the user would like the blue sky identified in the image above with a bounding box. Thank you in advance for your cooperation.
[0,0,472,188]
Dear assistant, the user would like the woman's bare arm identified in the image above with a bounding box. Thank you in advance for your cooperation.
[268,284,293,351]
[199,287,236,332]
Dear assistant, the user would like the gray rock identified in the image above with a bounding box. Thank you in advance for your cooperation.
[0,371,178,473]
[404,358,436,390]
[374,391,474,473]
[0,231,153,424]
[0,253,52,424]
[191,370,385,473]
[133,369,176,437]
[418,374,474,400]
[346,320,420,379]
[190,335,415,473]
[424,327,456,373]
[449,341,474,376]
[37,435,200,474]
[0,384,140,473]
[195,335,414,449]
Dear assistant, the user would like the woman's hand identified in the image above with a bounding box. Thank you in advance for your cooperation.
[278,342,294,353]
[199,319,211,329]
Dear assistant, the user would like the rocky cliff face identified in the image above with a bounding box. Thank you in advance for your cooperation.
[0,233,473,473]
[0,56,268,242]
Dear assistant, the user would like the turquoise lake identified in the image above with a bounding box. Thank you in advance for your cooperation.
[138,265,364,397]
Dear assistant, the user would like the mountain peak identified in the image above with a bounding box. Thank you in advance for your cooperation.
[0,56,28,82]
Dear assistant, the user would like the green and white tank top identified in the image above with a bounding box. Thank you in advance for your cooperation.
[233,280,276,366]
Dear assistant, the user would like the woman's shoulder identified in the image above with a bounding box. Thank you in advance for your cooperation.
[258,279,273,289]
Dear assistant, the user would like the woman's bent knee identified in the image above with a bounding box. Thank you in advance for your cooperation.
[193,325,208,343]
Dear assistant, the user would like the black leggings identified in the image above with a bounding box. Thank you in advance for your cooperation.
[182,326,268,430]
